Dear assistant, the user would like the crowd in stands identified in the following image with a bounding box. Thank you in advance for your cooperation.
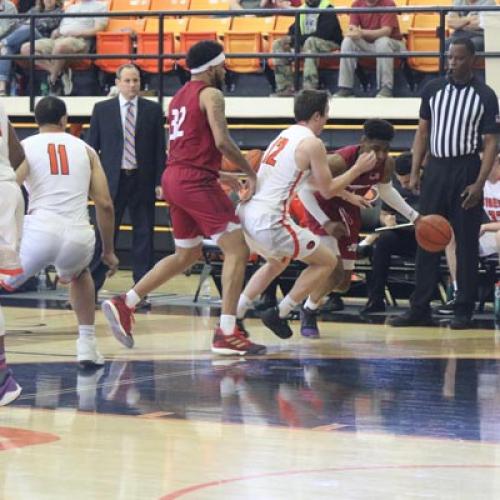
[0,0,496,97]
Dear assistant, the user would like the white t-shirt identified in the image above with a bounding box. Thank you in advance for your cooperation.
[0,102,14,183]
[250,124,314,214]
[21,132,93,222]
[59,0,108,36]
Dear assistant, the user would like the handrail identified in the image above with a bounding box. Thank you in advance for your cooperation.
[0,4,498,109]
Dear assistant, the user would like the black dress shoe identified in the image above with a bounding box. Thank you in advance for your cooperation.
[448,315,474,330]
[360,300,386,314]
[386,309,435,327]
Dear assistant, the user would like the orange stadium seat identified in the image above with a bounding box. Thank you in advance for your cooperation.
[110,0,151,16]
[96,19,146,74]
[407,0,451,5]
[189,0,230,10]
[136,18,178,73]
[224,16,275,73]
[149,0,190,13]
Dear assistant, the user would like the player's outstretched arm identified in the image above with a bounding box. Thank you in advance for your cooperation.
[200,87,257,197]
[87,147,119,275]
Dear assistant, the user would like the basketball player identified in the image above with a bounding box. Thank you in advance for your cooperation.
[1,96,119,368]
[101,41,266,356]
[236,90,377,339]
[0,102,25,406]
[297,119,421,337]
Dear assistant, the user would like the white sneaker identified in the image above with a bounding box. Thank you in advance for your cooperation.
[77,337,105,368]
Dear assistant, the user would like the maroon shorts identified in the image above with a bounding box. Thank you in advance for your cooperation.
[162,166,239,242]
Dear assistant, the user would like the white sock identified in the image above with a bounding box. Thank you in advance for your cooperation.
[236,294,253,319]
[304,297,320,311]
[78,325,95,340]
[278,295,298,318]
[220,314,236,336]
[125,289,141,309]
[453,281,458,292]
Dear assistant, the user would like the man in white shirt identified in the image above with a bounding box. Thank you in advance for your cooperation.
[20,0,108,95]
[2,96,118,369]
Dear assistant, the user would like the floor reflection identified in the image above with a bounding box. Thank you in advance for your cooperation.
[9,357,500,443]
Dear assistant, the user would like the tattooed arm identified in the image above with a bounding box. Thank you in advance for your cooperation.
[200,87,257,197]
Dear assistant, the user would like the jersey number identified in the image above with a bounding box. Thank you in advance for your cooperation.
[170,106,187,141]
[262,137,289,167]
[48,144,69,176]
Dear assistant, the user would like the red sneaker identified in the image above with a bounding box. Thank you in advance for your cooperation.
[211,327,266,356]
[102,295,135,348]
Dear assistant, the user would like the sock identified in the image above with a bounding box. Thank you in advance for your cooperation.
[220,314,236,336]
[78,325,95,340]
[236,294,253,319]
[278,295,298,318]
[304,297,320,311]
[125,289,141,309]
[453,281,458,292]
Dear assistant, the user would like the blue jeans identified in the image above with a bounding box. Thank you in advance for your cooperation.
[0,25,42,82]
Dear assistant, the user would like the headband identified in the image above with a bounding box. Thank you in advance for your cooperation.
[190,52,225,74]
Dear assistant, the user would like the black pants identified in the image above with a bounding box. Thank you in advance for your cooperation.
[410,155,482,316]
[368,229,417,302]
[91,170,155,294]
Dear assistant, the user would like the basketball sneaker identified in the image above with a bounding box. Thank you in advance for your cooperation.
[211,327,266,356]
[76,337,105,368]
[433,297,456,316]
[0,370,22,406]
[236,318,250,338]
[102,295,135,348]
[261,306,293,339]
[300,306,320,338]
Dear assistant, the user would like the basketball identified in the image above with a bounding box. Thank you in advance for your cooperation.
[245,149,263,171]
[415,214,453,253]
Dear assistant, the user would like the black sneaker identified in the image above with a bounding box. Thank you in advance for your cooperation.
[260,306,293,339]
[433,298,455,316]
[322,293,344,312]
[360,300,386,315]
[236,318,250,338]
[300,306,319,338]
[386,309,435,327]
[448,315,474,330]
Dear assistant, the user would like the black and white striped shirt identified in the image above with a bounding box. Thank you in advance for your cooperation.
[420,77,500,158]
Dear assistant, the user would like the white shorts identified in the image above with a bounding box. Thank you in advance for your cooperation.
[4,212,95,289]
[318,235,355,270]
[0,181,24,276]
[238,203,319,261]
[479,232,499,258]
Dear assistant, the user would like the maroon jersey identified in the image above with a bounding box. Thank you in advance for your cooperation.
[305,144,386,237]
[167,80,222,176]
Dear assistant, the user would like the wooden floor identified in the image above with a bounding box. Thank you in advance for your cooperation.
[1,272,500,499]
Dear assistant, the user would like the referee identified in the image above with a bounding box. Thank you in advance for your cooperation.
[389,37,500,329]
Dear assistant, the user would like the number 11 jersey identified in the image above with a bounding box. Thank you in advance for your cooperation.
[167,80,222,176]
[21,132,92,222]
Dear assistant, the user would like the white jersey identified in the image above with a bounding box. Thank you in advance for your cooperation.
[21,132,92,222]
[0,102,15,183]
[251,124,314,213]
[483,179,500,222]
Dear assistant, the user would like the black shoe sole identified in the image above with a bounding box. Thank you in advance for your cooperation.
[261,308,293,339]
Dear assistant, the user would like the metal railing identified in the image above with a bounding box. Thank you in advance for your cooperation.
[0,4,499,110]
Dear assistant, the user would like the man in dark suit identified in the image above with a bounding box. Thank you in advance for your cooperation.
[87,64,166,304]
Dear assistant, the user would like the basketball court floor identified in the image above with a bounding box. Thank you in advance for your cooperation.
[1,271,500,499]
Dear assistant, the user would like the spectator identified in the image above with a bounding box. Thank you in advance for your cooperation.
[360,152,420,314]
[0,0,63,96]
[333,0,405,98]
[86,64,166,306]
[20,0,108,96]
[271,0,342,97]
[446,0,495,52]
[230,0,299,9]
[0,1,18,43]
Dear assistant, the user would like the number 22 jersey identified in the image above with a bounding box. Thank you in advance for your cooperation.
[21,132,92,223]
[167,80,222,176]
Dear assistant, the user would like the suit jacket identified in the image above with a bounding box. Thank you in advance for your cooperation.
[86,96,166,201]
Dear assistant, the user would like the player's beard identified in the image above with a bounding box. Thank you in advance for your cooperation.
[214,72,224,91]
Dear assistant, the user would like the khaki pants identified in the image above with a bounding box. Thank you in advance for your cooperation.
[272,36,339,92]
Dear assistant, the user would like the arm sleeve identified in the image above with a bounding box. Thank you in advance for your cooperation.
[479,87,500,135]
[86,105,101,152]
[377,182,420,222]
[154,106,167,186]
[419,81,434,120]
[298,186,330,226]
